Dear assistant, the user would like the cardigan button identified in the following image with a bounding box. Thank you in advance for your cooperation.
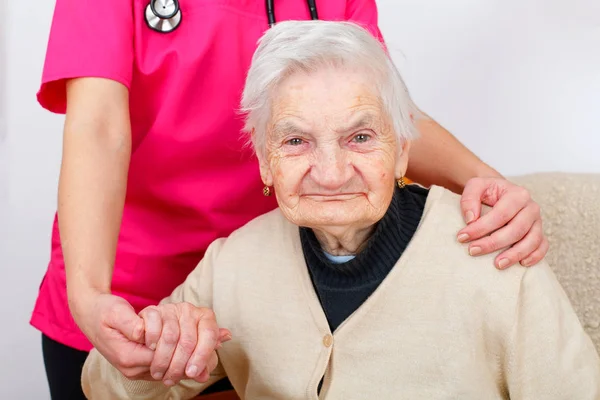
[322,334,333,348]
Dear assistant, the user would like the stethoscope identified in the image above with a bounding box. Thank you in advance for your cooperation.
[145,0,319,33]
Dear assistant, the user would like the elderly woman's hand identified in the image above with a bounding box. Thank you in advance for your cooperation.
[138,303,232,386]
[456,177,548,269]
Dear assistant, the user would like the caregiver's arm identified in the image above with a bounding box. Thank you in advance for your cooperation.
[409,112,548,269]
[61,78,130,298]
[505,263,600,398]
[408,113,502,193]
[60,78,156,372]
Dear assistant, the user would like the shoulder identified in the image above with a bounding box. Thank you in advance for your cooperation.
[415,185,473,241]
[215,208,297,258]
[229,208,293,240]
[415,186,569,325]
[419,185,568,306]
[418,185,494,243]
[413,185,527,311]
[417,185,511,275]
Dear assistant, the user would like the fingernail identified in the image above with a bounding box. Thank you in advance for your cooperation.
[224,334,232,341]
[498,258,510,269]
[152,372,163,380]
[164,380,174,387]
[216,342,223,349]
[521,258,532,267]
[186,365,199,377]
[465,211,475,224]
[457,233,469,243]
[469,246,482,256]
[149,343,156,351]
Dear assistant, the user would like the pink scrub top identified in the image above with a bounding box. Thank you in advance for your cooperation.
[31,0,385,352]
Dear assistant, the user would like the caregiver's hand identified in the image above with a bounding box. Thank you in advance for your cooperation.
[139,303,232,386]
[71,291,154,379]
[457,177,548,270]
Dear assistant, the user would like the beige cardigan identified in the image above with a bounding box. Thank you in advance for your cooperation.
[82,186,600,399]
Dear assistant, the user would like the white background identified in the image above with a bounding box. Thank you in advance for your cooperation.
[0,0,599,397]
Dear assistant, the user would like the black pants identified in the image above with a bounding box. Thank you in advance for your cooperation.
[42,334,234,399]
[42,334,88,400]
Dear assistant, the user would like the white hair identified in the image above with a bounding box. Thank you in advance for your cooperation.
[240,20,420,158]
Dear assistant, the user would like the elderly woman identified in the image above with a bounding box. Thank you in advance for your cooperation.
[81,21,600,399]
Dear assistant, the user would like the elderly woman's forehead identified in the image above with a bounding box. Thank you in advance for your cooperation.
[272,91,381,111]
[266,68,387,132]
[273,85,381,115]
[271,98,383,124]
[278,66,377,93]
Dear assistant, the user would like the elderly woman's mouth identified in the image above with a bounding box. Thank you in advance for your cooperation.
[301,193,364,201]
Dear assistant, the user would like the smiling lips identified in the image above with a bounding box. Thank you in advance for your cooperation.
[302,193,364,201]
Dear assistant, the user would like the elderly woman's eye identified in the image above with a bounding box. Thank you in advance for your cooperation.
[286,138,304,146]
[352,133,371,143]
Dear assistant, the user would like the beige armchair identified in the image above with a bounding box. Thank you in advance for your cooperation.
[511,172,600,351]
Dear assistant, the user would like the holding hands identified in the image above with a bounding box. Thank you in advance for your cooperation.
[138,302,231,386]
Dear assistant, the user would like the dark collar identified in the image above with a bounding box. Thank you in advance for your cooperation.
[299,185,429,289]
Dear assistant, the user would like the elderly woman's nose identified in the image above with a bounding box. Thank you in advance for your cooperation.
[310,147,352,189]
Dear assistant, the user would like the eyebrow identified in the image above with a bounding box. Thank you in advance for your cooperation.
[271,120,308,138]
[334,112,378,134]
[271,112,379,138]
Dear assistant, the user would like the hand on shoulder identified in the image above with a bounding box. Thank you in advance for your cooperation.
[456,177,549,269]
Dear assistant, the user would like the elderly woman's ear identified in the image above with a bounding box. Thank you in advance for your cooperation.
[252,128,274,187]
[259,160,274,188]
[395,139,411,180]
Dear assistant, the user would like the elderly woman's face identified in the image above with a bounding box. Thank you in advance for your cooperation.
[260,67,409,231]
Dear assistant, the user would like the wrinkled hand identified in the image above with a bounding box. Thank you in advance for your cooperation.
[457,177,549,269]
[139,303,232,386]
[71,291,154,380]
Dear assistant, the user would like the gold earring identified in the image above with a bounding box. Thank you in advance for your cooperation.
[396,177,406,189]
[263,186,272,196]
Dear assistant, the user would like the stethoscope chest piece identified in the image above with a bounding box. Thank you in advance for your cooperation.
[145,0,182,33]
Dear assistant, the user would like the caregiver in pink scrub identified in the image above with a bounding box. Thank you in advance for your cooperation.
[32,0,548,398]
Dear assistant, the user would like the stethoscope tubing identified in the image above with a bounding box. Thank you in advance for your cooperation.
[146,0,319,32]
[267,0,318,27]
